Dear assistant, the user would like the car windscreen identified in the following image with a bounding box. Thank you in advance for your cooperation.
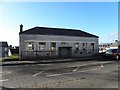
[111,49,118,52]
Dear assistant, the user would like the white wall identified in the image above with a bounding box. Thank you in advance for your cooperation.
[20,34,98,48]
[19,34,99,59]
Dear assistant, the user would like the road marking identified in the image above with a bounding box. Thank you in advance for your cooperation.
[0,79,9,82]
[72,67,79,72]
[0,71,12,76]
[46,72,78,77]
[46,74,63,77]
[101,64,104,68]
[33,71,44,77]
[38,64,53,65]
[117,65,120,67]
[78,68,102,73]
[46,68,102,77]
[63,72,73,75]
[72,66,81,72]
[72,63,103,72]
[72,63,93,72]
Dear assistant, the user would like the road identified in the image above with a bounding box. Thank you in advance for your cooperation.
[1,60,119,89]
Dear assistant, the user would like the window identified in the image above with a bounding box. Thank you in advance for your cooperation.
[75,43,79,48]
[91,43,94,50]
[82,43,87,50]
[50,42,56,51]
[26,42,34,50]
[74,43,79,53]
[5,48,8,51]
[39,42,46,50]
[61,42,66,44]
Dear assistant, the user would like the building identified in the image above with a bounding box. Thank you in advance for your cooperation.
[19,25,99,60]
[110,40,120,49]
[9,45,19,56]
[99,43,112,53]
[99,40,120,53]
[0,42,9,58]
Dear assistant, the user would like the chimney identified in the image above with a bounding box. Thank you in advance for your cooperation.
[20,24,23,33]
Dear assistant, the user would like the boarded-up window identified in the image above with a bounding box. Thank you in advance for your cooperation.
[50,42,56,51]
[26,42,34,51]
[75,43,79,48]
[5,48,8,51]
[74,43,79,53]
[39,42,46,50]
[61,42,66,44]
[82,43,87,50]
[91,43,94,50]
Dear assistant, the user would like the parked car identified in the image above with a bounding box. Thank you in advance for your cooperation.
[99,48,106,54]
[105,48,120,60]
[116,49,120,60]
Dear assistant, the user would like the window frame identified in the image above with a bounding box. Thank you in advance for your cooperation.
[39,42,46,50]
[26,42,34,51]
[50,42,56,51]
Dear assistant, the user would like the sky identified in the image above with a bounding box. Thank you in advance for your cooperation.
[0,2,118,46]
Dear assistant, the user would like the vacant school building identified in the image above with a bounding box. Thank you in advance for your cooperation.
[19,25,99,60]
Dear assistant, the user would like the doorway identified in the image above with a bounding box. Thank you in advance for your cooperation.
[59,47,72,57]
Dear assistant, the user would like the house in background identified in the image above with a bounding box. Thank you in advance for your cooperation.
[0,42,9,58]
[99,40,120,53]
[9,45,19,56]
[19,24,99,60]
[99,43,112,53]
[110,40,120,49]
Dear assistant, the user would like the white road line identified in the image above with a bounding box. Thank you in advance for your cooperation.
[33,71,44,77]
[78,68,102,73]
[117,65,120,67]
[0,71,12,76]
[72,63,102,72]
[72,66,81,72]
[62,72,73,75]
[89,68,102,71]
[46,74,63,77]
[72,63,91,72]
[46,68,102,77]
[38,64,53,65]
[72,68,79,72]
[0,79,9,82]
[101,64,104,68]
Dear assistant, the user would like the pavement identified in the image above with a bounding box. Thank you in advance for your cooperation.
[2,59,119,88]
[0,55,117,66]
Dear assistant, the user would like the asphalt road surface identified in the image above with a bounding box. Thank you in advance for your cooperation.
[1,60,119,89]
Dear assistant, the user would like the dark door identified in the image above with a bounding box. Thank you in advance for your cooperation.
[59,47,72,57]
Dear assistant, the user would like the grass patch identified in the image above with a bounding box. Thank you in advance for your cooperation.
[8,55,19,59]
[0,58,5,61]
[3,55,19,61]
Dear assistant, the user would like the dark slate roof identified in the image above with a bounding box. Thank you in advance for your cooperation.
[10,48,19,55]
[19,26,99,38]
[0,42,8,47]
